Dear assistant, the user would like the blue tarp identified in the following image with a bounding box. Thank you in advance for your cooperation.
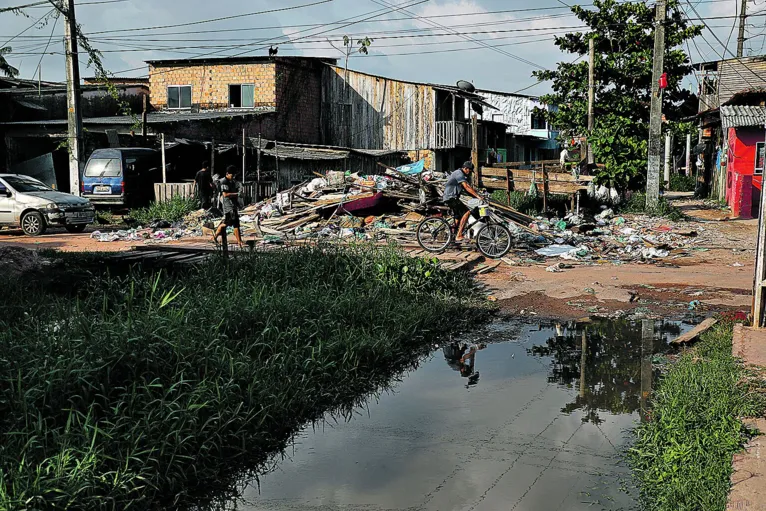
[396,159,425,175]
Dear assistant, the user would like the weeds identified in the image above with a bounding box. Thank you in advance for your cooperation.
[629,322,766,511]
[127,196,199,226]
[668,174,696,192]
[0,244,484,509]
[490,190,570,215]
[620,192,687,221]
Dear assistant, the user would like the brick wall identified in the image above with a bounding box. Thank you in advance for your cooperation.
[149,63,277,109]
[274,60,323,144]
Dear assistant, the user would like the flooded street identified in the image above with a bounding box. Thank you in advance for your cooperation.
[230,319,687,511]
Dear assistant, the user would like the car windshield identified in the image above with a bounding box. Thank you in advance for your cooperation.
[85,158,121,177]
[2,176,51,192]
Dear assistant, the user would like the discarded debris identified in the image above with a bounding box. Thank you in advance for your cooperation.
[670,317,718,345]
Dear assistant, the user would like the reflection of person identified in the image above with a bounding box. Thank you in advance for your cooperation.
[443,341,486,385]
[441,161,482,243]
[213,166,244,248]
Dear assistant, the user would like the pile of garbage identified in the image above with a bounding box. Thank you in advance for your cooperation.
[90,219,202,243]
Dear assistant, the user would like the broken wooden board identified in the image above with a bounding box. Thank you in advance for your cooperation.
[670,318,718,345]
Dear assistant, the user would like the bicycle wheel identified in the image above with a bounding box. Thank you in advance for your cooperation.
[417,217,453,253]
[476,223,512,259]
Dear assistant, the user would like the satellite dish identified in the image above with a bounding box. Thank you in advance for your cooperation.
[456,80,475,93]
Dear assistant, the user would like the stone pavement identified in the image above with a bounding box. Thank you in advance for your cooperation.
[729,325,766,511]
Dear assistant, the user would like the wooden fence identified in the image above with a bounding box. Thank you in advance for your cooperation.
[477,160,595,211]
[154,181,277,205]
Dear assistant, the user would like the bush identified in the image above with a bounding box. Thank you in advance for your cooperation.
[668,174,696,192]
[128,195,200,226]
[0,245,484,509]
[629,322,766,511]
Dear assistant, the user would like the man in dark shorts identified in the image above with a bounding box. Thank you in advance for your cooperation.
[194,160,214,210]
[213,166,244,248]
[442,161,482,242]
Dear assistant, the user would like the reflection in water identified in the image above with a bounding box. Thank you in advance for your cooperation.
[528,319,681,424]
[192,319,690,511]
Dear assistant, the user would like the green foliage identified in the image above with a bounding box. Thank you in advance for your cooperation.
[668,174,696,192]
[620,191,687,221]
[127,196,199,226]
[490,190,571,215]
[533,0,702,189]
[0,245,483,509]
[629,322,766,511]
[0,47,18,78]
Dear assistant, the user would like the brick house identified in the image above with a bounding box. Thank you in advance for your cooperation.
[146,56,337,144]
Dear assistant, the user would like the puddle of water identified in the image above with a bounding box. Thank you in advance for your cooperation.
[219,319,689,511]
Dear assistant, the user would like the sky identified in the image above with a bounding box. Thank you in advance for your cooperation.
[0,0,761,96]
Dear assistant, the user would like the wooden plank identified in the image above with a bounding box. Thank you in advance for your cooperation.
[670,318,718,345]
[482,167,595,182]
[477,261,502,274]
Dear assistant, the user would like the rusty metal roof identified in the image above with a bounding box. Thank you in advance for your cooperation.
[721,105,766,128]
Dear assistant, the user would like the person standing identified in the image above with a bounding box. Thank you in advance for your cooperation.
[213,166,244,248]
[194,160,214,210]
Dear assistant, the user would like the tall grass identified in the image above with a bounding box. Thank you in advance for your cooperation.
[128,196,200,226]
[629,322,766,511]
[0,245,484,509]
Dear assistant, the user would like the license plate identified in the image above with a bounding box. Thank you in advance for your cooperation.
[66,212,91,219]
[94,185,111,194]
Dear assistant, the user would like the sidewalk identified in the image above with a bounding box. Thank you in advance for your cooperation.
[729,325,766,511]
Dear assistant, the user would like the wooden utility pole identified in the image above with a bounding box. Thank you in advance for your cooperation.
[737,0,747,57]
[646,0,667,208]
[63,0,84,196]
[471,114,479,186]
[160,133,167,184]
[256,133,262,203]
[751,124,766,328]
[141,94,148,137]
[685,133,692,176]
[587,37,595,165]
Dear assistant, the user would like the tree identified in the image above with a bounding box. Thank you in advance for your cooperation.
[533,0,701,190]
[0,47,19,78]
[328,35,374,88]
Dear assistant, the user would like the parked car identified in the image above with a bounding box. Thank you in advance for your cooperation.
[0,174,95,236]
[81,148,161,208]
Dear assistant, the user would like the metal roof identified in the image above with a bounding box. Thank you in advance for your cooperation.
[721,105,766,128]
[147,56,337,67]
[0,108,275,126]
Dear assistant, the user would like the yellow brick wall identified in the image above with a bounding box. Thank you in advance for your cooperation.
[149,63,277,109]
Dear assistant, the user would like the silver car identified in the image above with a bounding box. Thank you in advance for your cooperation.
[0,174,95,236]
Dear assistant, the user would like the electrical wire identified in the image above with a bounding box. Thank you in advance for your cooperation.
[0,7,54,49]
[33,10,58,81]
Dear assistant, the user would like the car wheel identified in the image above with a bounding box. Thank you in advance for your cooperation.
[65,224,87,233]
[21,211,47,236]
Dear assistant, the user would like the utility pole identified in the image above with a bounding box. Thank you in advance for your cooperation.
[685,133,692,176]
[587,37,595,165]
[471,113,479,186]
[63,0,84,196]
[737,0,747,57]
[242,128,247,184]
[646,0,667,208]
[752,124,766,328]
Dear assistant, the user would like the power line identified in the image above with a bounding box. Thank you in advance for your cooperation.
[33,9,58,80]
[85,0,334,36]
[1,7,54,48]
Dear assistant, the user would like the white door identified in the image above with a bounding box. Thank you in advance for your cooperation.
[0,179,15,225]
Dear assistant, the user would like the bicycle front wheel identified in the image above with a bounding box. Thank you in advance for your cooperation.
[476,223,512,259]
[417,217,452,253]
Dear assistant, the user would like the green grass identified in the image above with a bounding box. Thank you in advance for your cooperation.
[127,195,200,226]
[0,245,485,509]
[620,192,687,221]
[629,322,766,511]
[490,190,570,215]
[668,174,696,192]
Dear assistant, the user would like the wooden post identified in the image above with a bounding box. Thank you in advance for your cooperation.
[506,168,512,205]
[221,227,229,259]
[161,133,167,184]
[256,133,262,203]
[275,139,280,190]
[751,124,766,328]
[211,137,215,176]
[579,328,587,399]
[141,94,147,137]
[542,161,549,212]
[242,128,247,184]
[471,114,479,187]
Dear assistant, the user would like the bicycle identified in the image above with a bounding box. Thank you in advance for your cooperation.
[416,199,513,259]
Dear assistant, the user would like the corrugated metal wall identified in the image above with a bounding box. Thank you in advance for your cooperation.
[719,57,766,105]
[321,66,435,151]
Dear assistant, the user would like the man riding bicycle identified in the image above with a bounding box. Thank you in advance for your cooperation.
[442,161,483,242]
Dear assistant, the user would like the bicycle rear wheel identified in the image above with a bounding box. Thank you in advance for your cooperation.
[476,223,512,259]
[417,217,452,253]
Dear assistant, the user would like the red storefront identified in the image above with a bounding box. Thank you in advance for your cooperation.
[722,105,766,218]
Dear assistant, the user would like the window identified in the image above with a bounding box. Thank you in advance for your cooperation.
[531,112,547,130]
[2,176,50,192]
[756,142,765,175]
[229,84,255,108]
[167,85,192,109]
[85,158,121,178]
